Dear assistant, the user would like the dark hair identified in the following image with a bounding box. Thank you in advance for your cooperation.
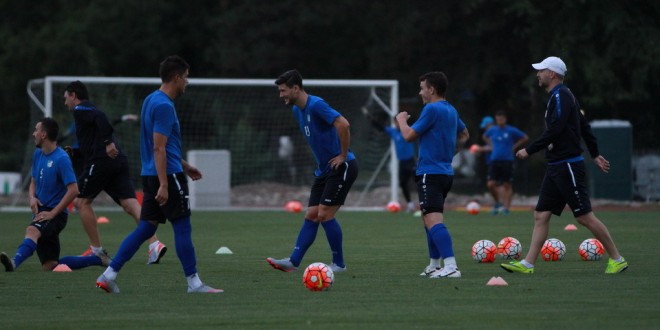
[159,55,190,83]
[64,80,89,100]
[275,69,303,89]
[419,72,448,97]
[495,110,507,117]
[38,117,59,142]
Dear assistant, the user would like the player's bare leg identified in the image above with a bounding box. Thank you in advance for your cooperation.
[576,212,622,260]
[522,210,552,265]
[76,197,102,248]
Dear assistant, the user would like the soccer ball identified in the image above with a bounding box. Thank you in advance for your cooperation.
[541,238,566,261]
[471,239,497,263]
[466,201,480,215]
[497,237,522,260]
[284,200,303,213]
[386,201,401,213]
[302,262,334,291]
[578,238,605,261]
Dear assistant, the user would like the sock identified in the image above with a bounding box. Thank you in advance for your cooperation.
[425,227,441,259]
[59,255,102,270]
[521,260,534,268]
[171,216,197,277]
[614,256,623,262]
[109,220,157,272]
[91,246,103,254]
[429,223,455,259]
[13,238,37,269]
[103,267,118,281]
[187,273,203,289]
[322,218,344,267]
[290,219,319,267]
[430,258,442,267]
[443,256,457,268]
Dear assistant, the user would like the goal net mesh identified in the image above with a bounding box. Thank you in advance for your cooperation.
[21,77,399,209]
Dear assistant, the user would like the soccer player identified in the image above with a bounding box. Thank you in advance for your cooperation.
[501,56,628,274]
[363,108,417,212]
[482,111,528,214]
[95,55,221,293]
[1,118,110,272]
[395,71,469,278]
[267,69,359,273]
[63,81,167,264]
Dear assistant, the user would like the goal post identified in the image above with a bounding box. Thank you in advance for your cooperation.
[23,76,400,209]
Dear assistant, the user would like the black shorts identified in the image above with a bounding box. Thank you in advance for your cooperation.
[308,159,358,206]
[487,160,514,185]
[78,156,136,204]
[31,207,68,264]
[536,161,592,217]
[399,158,416,182]
[416,174,453,215]
[140,173,191,223]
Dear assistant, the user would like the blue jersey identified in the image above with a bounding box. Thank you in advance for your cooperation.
[411,100,466,175]
[292,95,356,176]
[484,125,526,162]
[140,90,184,176]
[385,127,415,161]
[31,147,77,211]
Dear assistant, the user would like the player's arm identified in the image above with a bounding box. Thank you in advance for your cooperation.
[457,127,470,145]
[522,94,569,156]
[513,134,529,151]
[28,178,40,214]
[329,115,351,169]
[35,182,78,222]
[153,132,169,206]
[395,112,419,142]
[182,159,202,181]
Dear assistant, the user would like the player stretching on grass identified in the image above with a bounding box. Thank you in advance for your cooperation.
[1,118,111,272]
[267,69,358,273]
[64,81,167,264]
[501,56,627,275]
[396,72,469,278]
[95,55,221,293]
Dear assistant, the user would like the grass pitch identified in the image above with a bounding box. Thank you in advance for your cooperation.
[1,208,659,329]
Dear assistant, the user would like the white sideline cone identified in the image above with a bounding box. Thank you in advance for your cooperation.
[215,246,233,254]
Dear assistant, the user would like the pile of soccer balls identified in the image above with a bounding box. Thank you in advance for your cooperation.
[471,237,605,262]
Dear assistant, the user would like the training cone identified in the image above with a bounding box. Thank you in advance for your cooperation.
[97,216,110,224]
[215,246,233,254]
[564,224,578,231]
[486,276,508,286]
[53,264,72,272]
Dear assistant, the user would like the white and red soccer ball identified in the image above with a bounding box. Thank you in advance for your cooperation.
[284,200,303,213]
[541,238,566,261]
[471,239,497,263]
[386,201,401,213]
[466,201,480,215]
[302,262,334,291]
[497,237,522,260]
[578,238,605,261]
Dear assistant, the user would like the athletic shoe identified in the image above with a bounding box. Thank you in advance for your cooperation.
[501,260,534,274]
[266,257,297,272]
[419,264,441,276]
[406,202,416,213]
[147,242,167,264]
[491,203,502,215]
[96,274,120,293]
[1,252,15,272]
[80,247,94,257]
[428,266,461,278]
[605,257,628,274]
[187,284,224,293]
[329,263,347,273]
[95,249,112,267]
[500,208,510,215]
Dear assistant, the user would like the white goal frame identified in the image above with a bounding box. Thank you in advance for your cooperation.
[28,76,401,206]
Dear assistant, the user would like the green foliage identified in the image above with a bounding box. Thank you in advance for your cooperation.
[0,209,659,328]
[1,0,659,171]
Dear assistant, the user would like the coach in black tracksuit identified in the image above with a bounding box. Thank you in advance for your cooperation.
[501,56,628,274]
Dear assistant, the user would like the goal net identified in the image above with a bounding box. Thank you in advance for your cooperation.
[21,76,401,209]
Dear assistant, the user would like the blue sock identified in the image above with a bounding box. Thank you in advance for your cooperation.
[13,238,37,269]
[59,255,102,270]
[429,223,455,259]
[110,221,157,271]
[290,219,319,267]
[171,216,197,277]
[425,227,441,259]
[322,218,344,267]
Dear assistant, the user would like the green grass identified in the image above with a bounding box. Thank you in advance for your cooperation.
[1,209,659,329]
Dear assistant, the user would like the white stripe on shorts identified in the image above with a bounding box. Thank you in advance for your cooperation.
[566,163,577,187]
[172,173,182,191]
